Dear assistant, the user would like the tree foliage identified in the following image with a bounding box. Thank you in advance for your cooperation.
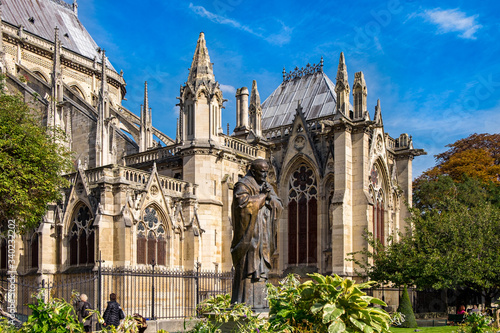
[414,133,500,188]
[354,177,500,302]
[351,133,500,307]
[0,89,72,232]
[397,286,417,328]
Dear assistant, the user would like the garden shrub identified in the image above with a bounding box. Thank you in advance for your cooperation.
[267,273,392,332]
[193,274,391,332]
[396,286,417,328]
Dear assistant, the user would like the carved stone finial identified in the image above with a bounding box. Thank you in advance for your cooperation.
[72,0,78,16]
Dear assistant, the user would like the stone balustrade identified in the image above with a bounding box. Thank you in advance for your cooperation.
[223,137,258,157]
[124,145,180,166]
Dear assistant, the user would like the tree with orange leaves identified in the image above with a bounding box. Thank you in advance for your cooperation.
[417,133,500,185]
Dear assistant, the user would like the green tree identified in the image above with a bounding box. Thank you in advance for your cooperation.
[352,132,500,308]
[353,176,500,307]
[397,286,417,328]
[0,89,72,232]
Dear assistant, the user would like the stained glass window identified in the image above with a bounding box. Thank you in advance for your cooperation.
[69,205,95,266]
[137,206,167,266]
[288,164,318,265]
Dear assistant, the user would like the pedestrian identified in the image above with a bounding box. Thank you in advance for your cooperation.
[77,293,93,332]
[102,293,125,328]
[457,305,466,315]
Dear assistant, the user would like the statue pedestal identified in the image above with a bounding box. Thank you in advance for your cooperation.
[245,280,268,310]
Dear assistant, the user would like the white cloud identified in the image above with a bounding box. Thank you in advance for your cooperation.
[265,20,293,46]
[421,8,482,39]
[219,84,236,95]
[188,3,258,36]
[188,3,292,46]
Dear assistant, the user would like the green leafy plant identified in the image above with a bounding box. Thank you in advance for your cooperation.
[192,293,269,332]
[19,290,84,333]
[268,273,392,333]
[464,313,494,333]
[390,311,406,326]
[396,286,417,328]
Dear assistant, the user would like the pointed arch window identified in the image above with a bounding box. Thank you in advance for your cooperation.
[137,206,167,266]
[374,191,385,245]
[0,223,7,269]
[69,205,95,266]
[30,233,39,269]
[288,164,318,265]
[0,238,6,270]
[370,165,385,245]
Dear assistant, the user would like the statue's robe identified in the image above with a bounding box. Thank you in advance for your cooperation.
[230,171,282,304]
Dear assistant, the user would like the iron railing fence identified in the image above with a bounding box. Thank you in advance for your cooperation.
[100,267,233,319]
[0,267,233,321]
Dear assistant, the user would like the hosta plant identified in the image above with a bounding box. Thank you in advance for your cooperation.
[268,273,391,333]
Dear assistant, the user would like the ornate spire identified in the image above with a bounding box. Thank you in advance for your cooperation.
[100,49,107,93]
[72,0,78,16]
[353,71,367,120]
[250,80,261,107]
[140,81,153,152]
[335,52,350,115]
[336,52,348,85]
[249,80,262,137]
[374,99,383,126]
[187,32,214,85]
[143,81,149,115]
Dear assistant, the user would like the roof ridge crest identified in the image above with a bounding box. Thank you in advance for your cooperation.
[283,57,323,82]
[49,0,73,11]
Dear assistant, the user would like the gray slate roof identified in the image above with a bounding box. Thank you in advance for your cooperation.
[2,0,114,70]
[261,71,337,130]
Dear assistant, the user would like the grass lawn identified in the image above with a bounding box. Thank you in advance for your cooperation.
[390,327,456,333]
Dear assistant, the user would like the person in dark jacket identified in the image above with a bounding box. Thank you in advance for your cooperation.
[77,293,93,332]
[102,293,124,328]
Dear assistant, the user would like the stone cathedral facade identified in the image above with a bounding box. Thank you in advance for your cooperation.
[0,0,424,285]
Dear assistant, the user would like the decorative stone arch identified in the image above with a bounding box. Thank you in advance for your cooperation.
[66,203,95,267]
[27,231,39,270]
[135,202,172,267]
[69,82,86,101]
[369,158,390,245]
[195,86,210,101]
[280,156,320,268]
[32,69,49,83]
[280,154,320,194]
[181,86,195,101]
[213,90,223,104]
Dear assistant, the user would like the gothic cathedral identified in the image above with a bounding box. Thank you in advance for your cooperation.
[0,0,424,284]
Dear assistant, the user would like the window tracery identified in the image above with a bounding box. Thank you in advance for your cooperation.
[69,205,95,266]
[137,206,167,266]
[288,163,317,265]
[370,165,385,245]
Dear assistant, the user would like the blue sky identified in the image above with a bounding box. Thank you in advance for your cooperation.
[76,0,500,178]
